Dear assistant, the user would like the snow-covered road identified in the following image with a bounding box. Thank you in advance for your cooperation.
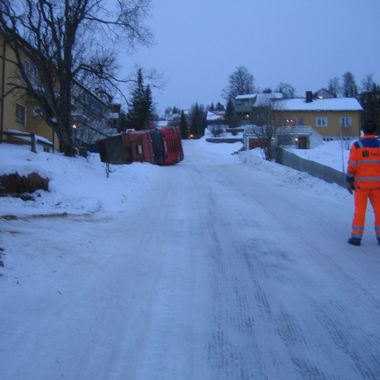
[1,141,380,379]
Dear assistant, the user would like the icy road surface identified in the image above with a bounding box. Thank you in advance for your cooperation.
[1,141,380,380]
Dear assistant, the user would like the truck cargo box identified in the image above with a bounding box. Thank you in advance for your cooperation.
[122,130,154,163]
[97,134,132,164]
[97,127,184,166]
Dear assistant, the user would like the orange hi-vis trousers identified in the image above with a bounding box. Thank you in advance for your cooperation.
[351,188,380,240]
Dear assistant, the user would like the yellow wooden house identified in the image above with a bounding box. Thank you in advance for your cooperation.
[273,92,363,148]
[0,35,59,151]
[0,34,115,153]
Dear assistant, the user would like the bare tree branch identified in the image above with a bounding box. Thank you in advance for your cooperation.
[0,0,152,155]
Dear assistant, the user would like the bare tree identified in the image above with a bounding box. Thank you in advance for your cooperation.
[246,102,288,160]
[361,74,377,92]
[0,0,152,156]
[342,71,358,98]
[257,104,275,160]
[327,77,341,97]
[275,82,295,99]
[222,65,255,100]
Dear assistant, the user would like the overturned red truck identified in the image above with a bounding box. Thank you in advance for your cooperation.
[97,126,184,166]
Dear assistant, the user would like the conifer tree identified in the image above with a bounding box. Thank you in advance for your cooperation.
[179,111,188,139]
[189,103,207,138]
[225,97,238,127]
[143,85,153,127]
[126,68,153,130]
[215,102,225,111]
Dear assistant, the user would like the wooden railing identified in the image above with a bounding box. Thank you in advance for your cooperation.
[0,130,54,153]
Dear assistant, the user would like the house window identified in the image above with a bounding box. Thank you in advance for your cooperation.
[16,104,26,126]
[316,116,328,127]
[281,116,304,127]
[23,60,30,76]
[340,116,352,127]
[285,118,296,127]
[23,60,42,90]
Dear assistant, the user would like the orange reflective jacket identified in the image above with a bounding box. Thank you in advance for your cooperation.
[347,135,380,189]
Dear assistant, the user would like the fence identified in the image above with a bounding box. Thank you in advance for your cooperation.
[0,130,54,152]
[274,147,347,188]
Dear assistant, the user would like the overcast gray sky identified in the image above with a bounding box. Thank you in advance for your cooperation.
[125,0,380,113]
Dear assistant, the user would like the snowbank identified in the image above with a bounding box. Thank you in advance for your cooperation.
[287,140,351,172]
[0,139,351,219]
[238,147,349,200]
[0,144,161,217]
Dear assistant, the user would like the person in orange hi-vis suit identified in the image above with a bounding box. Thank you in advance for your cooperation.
[347,120,380,246]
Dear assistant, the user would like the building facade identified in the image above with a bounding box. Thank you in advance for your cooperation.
[0,34,117,152]
[273,96,362,141]
[0,36,58,150]
[236,92,363,150]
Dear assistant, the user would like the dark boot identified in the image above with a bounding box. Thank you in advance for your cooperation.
[348,237,361,246]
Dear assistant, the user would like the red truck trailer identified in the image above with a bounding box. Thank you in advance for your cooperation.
[97,126,184,166]
[160,127,184,165]
[122,130,155,163]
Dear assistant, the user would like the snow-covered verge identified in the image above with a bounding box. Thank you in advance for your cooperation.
[0,140,352,219]
[0,144,161,218]
[287,140,352,172]
[238,145,351,202]
[1,139,380,380]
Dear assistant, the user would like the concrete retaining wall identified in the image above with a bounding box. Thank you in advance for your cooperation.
[274,147,347,188]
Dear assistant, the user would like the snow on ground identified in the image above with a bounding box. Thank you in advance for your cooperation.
[287,139,352,172]
[239,143,351,201]
[0,144,161,217]
[1,139,379,380]
[0,139,357,251]
[0,139,353,226]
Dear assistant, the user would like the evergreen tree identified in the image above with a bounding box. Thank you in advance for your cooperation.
[215,102,225,111]
[189,103,207,138]
[126,68,153,130]
[172,106,180,115]
[225,97,238,127]
[360,82,380,133]
[189,103,199,138]
[143,85,153,127]
[117,111,128,133]
[179,111,189,139]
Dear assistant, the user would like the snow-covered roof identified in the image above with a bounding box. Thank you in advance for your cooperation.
[236,92,283,100]
[207,111,225,121]
[155,120,169,127]
[236,92,283,103]
[274,97,363,111]
[235,93,284,108]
